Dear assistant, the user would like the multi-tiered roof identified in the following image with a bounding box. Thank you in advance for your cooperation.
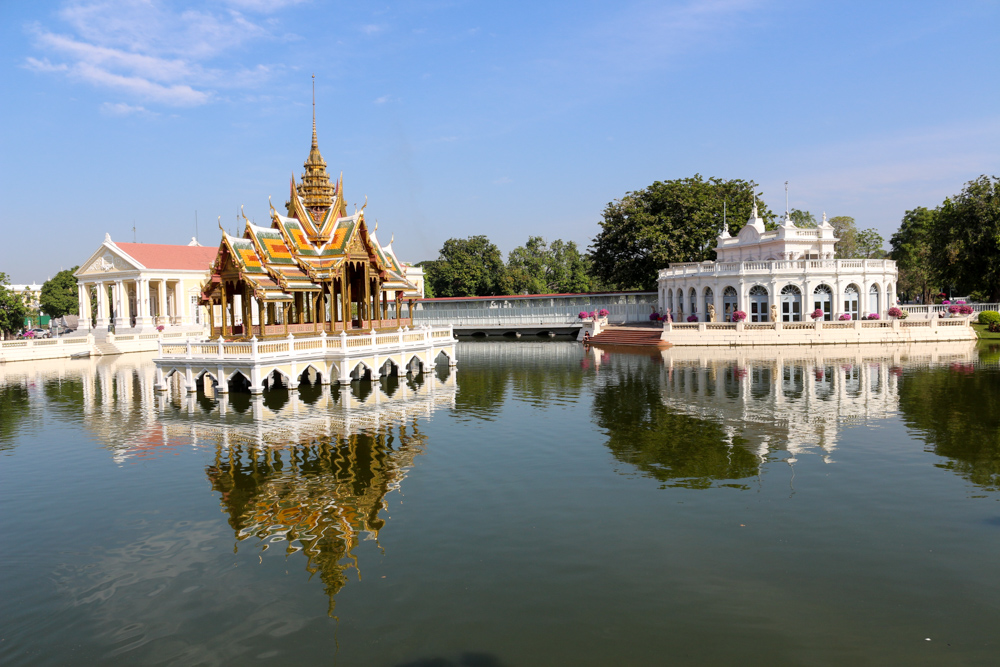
[202,117,419,309]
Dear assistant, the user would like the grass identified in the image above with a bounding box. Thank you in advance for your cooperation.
[972,323,1000,339]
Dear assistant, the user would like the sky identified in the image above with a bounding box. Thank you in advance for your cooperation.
[2,0,999,284]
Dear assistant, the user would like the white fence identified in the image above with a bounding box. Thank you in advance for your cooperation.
[901,303,999,317]
[414,293,658,328]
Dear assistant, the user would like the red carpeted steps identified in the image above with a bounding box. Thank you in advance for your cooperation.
[589,326,669,347]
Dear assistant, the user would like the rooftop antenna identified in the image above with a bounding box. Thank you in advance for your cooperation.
[785,181,789,217]
[723,200,727,235]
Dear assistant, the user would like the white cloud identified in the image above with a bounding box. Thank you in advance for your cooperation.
[100,101,152,115]
[25,1,287,109]
[494,176,512,185]
[360,24,385,35]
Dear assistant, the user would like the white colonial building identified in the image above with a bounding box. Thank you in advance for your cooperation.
[657,205,897,323]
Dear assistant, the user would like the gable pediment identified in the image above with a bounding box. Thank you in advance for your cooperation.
[76,245,143,276]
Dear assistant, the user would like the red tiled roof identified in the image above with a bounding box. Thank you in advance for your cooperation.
[115,242,217,271]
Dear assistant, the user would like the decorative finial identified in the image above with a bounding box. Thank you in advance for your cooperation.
[390,233,394,245]
[104,232,112,244]
[361,195,367,211]
[217,216,225,233]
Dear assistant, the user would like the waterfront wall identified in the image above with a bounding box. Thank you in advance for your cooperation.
[661,317,975,346]
[0,330,206,363]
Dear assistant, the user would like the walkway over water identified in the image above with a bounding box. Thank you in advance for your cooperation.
[413,291,657,336]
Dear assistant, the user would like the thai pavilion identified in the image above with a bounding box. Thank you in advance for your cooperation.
[199,120,421,339]
[657,203,898,323]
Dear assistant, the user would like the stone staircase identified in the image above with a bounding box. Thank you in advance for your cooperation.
[93,340,123,356]
[590,326,668,347]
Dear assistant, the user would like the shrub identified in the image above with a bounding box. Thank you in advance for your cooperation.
[888,307,903,318]
[731,310,747,322]
[990,321,1000,334]
[959,305,974,315]
[899,310,909,319]
[978,310,1000,326]
[649,312,660,321]
[687,314,698,322]
[942,299,951,305]
[948,305,960,315]
[810,308,824,320]
[839,313,852,321]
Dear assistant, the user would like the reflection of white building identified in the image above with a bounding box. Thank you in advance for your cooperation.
[657,206,898,322]
[651,342,976,462]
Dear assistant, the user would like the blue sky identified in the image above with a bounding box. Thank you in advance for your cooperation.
[2,0,998,283]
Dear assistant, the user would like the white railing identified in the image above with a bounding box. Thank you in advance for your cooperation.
[658,259,897,279]
[414,302,656,327]
[901,303,999,316]
[156,326,455,361]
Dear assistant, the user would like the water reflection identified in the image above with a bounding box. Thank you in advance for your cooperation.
[589,341,981,488]
[206,423,427,615]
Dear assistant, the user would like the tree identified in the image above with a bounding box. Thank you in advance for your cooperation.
[590,175,775,291]
[828,216,858,259]
[789,208,817,228]
[0,273,28,339]
[421,236,510,297]
[931,175,1000,302]
[39,267,80,319]
[507,237,597,294]
[890,208,938,304]
[855,229,885,259]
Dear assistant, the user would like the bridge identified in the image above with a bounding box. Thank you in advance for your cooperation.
[412,291,658,337]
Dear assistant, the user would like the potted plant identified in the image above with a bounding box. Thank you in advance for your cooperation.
[731,310,747,323]
[888,306,903,319]
[839,313,852,321]
[687,314,698,322]
[810,308,824,320]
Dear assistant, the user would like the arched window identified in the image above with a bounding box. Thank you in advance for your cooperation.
[704,287,714,320]
[667,288,673,313]
[723,286,738,321]
[780,285,802,322]
[689,287,697,319]
[844,285,860,320]
[813,284,833,321]
[749,285,769,322]
[869,283,880,316]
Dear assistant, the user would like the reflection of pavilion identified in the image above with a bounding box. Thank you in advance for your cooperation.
[592,340,978,464]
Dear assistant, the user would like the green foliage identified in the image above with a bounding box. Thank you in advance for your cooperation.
[829,215,858,259]
[855,228,885,259]
[979,310,1000,326]
[990,321,1000,334]
[39,267,80,319]
[0,272,28,338]
[591,363,761,488]
[507,237,596,294]
[421,236,511,297]
[590,175,774,291]
[789,208,817,228]
[890,208,938,303]
[932,175,1000,302]
[898,365,1000,491]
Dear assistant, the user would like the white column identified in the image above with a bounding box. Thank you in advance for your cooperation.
[136,278,152,329]
[158,280,168,327]
[95,281,108,330]
[114,280,129,329]
[77,283,92,331]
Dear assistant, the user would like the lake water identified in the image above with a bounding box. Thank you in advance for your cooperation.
[2,339,1000,666]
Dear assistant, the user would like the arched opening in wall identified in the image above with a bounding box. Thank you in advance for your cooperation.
[435,351,452,382]
[350,363,372,383]
[297,366,323,405]
[723,286,738,322]
[869,283,881,316]
[749,285,769,322]
[780,285,802,322]
[688,288,698,321]
[813,284,833,321]
[703,287,714,321]
[351,377,373,402]
[667,288,674,315]
[844,285,860,320]
[379,359,400,398]
[262,370,290,412]
[406,355,424,376]
[228,371,251,394]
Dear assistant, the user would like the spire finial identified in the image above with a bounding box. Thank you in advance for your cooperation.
[311,74,317,149]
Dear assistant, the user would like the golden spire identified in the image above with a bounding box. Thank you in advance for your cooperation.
[298,74,335,211]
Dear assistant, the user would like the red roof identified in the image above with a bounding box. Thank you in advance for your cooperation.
[115,242,217,271]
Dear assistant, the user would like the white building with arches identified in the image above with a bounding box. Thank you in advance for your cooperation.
[657,205,897,323]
